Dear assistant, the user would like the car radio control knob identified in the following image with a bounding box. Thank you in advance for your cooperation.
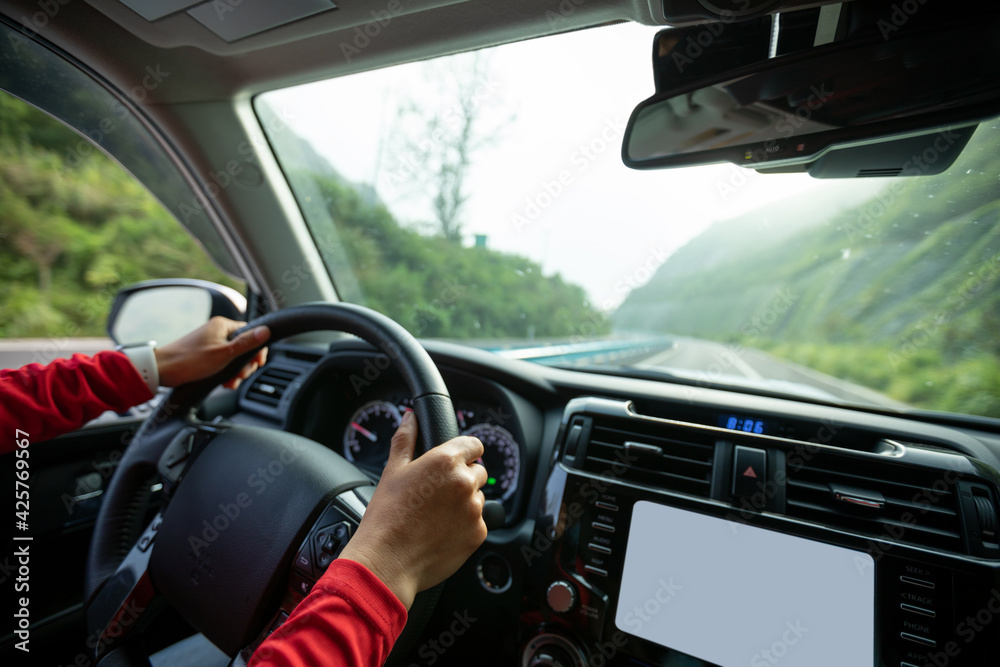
[546,580,577,613]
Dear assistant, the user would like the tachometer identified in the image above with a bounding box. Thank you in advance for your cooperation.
[463,423,520,503]
[343,400,402,474]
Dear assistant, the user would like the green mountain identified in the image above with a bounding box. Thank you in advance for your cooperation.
[613,122,1000,415]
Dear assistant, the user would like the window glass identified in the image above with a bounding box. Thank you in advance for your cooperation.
[0,90,243,365]
[260,23,1000,419]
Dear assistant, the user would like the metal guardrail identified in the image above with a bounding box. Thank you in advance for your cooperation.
[485,336,674,367]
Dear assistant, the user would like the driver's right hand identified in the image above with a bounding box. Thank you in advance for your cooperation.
[338,411,489,609]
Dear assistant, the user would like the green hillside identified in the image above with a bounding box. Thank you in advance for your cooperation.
[0,90,605,342]
[613,123,1000,416]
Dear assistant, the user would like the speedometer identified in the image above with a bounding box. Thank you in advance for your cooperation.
[463,423,520,503]
[343,400,402,474]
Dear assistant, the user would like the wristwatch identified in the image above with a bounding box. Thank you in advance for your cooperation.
[115,341,159,395]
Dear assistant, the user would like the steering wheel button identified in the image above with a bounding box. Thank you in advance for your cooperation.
[333,523,350,540]
[294,542,315,576]
[317,552,336,569]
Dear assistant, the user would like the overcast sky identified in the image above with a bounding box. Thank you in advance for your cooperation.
[264,22,880,311]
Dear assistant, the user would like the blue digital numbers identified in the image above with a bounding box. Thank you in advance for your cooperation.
[722,415,766,435]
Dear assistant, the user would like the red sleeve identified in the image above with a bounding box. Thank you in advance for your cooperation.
[249,559,407,667]
[0,350,153,449]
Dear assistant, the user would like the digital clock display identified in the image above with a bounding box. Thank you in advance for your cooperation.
[721,415,766,434]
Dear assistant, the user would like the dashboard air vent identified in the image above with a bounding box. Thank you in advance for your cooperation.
[245,366,302,409]
[785,451,964,553]
[580,416,715,498]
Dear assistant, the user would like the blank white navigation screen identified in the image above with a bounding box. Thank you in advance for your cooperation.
[614,501,875,667]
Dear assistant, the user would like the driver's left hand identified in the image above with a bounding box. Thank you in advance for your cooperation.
[154,316,270,389]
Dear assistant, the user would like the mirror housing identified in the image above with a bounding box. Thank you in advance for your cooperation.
[622,4,1000,176]
[107,279,247,346]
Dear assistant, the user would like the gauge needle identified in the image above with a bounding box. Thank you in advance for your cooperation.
[351,422,378,442]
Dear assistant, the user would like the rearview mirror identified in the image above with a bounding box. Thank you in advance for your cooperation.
[107,279,246,346]
[622,5,1000,176]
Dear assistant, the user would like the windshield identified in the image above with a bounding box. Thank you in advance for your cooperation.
[257,23,1000,420]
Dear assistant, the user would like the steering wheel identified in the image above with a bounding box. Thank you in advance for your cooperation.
[82,303,471,665]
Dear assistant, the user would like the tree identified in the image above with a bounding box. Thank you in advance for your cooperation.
[380,52,511,242]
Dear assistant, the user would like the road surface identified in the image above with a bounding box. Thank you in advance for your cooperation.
[635,337,905,409]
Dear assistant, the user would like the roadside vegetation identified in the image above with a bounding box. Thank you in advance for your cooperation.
[616,122,1000,417]
[0,91,606,341]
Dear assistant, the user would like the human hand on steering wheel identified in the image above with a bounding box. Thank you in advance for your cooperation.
[340,410,489,610]
[153,316,270,389]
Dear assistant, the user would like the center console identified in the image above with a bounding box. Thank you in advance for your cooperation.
[520,398,1000,667]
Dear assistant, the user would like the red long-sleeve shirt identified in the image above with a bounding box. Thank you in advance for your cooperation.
[0,351,153,443]
[1,351,406,665]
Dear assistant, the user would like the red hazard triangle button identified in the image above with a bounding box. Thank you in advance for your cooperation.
[733,445,767,500]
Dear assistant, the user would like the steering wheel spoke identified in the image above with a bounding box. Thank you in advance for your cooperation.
[234,487,374,663]
[86,514,165,662]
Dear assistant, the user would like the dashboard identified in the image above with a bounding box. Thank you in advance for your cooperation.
[228,338,1000,667]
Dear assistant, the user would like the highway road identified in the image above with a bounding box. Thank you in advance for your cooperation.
[634,337,906,409]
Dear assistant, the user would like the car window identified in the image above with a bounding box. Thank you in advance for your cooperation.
[0,89,243,367]
[258,22,999,420]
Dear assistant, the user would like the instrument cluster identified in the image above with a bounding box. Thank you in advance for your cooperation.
[342,394,522,504]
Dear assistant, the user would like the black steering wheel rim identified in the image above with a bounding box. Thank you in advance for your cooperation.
[83,302,461,661]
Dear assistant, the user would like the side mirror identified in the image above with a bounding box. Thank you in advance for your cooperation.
[107,279,247,346]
